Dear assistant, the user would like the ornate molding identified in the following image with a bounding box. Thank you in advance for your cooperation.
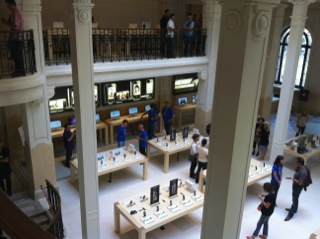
[46,86,56,99]
[198,71,208,80]
[224,10,242,33]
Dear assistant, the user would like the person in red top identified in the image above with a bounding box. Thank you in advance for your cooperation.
[1,0,25,77]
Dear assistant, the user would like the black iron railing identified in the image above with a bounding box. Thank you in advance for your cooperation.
[43,28,207,65]
[42,180,64,239]
[0,30,36,78]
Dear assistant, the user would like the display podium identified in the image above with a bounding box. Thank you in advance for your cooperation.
[198,158,272,193]
[70,146,148,183]
[173,104,196,130]
[114,180,204,239]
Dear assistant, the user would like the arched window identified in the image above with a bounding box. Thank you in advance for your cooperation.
[275,27,312,88]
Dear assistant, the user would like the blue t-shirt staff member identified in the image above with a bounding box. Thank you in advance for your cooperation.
[137,124,148,156]
[63,124,76,168]
[141,103,160,140]
[0,141,12,196]
[116,119,128,147]
[161,101,175,135]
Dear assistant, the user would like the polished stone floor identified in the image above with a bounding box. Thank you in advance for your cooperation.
[53,113,320,239]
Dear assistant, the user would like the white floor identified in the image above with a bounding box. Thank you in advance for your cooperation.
[55,114,320,239]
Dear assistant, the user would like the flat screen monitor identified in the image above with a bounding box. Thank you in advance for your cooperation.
[110,110,120,119]
[106,83,117,104]
[169,178,178,198]
[49,99,66,113]
[182,126,189,139]
[96,113,101,122]
[192,95,198,104]
[69,117,76,126]
[116,91,129,102]
[173,74,199,95]
[132,80,141,97]
[170,129,176,142]
[150,185,160,206]
[145,104,151,112]
[146,79,154,95]
[178,97,188,106]
[50,120,62,130]
[129,107,138,115]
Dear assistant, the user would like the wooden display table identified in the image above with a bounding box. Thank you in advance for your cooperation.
[198,158,272,193]
[310,228,320,239]
[147,133,204,174]
[106,113,153,144]
[114,180,204,239]
[70,146,148,183]
[51,121,109,145]
[173,104,196,130]
[284,135,320,165]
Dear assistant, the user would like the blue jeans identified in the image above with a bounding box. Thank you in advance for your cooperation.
[253,214,270,237]
[148,122,157,139]
[288,184,304,217]
[118,141,125,147]
[271,181,280,203]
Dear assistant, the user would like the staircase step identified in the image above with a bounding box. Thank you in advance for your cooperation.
[24,207,48,218]
[32,214,50,226]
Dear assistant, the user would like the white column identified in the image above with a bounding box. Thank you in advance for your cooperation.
[258,4,287,120]
[201,0,278,238]
[69,1,100,239]
[270,0,314,161]
[195,0,221,134]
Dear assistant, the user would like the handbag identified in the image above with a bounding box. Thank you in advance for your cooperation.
[257,203,262,211]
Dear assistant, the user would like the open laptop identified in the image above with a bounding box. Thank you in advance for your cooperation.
[110,110,121,120]
[96,113,101,123]
[128,107,138,117]
[50,120,62,131]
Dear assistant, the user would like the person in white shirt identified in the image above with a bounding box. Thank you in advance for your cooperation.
[196,138,208,183]
[166,13,175,58]
[189,134,200,178]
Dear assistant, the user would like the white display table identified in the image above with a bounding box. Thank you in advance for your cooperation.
[114,180,204,239]
[70,147,148,183]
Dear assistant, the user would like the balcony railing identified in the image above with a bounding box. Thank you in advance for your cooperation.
[0,30,36,78]
[43,28,207,65]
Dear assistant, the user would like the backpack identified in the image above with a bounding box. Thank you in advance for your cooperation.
[303,166,312,191]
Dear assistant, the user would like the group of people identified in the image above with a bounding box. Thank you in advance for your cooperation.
[160,9,203,58]
[247,156,309,238]
[252,117,270,161]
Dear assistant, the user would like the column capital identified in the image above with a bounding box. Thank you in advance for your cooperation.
[21,0,41,12]
[288,0,316,5]
[219,0,280,4]
[73,2,94,24]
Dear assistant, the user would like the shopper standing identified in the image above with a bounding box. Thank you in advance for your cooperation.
[271,155,284,204]
[0,141,12,196]
[258,123,270,160]
[161,101,174,135]
[63,124,76,168]
[189,134,200,179]
[247,182,276,239]
[295,110,308,136]
[183,12,195,57]
[166,14,175,58]
[141,103,159,140]
[116,119,128,147]
[252,117,265,156]
[195,138,208,184]
[160,9,170,57]
[137,124,148,156]
[284,158,308,221]
[1,0,25,77]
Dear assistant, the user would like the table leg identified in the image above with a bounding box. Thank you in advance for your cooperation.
[138,230,146,239]
[70,165,75,183]
[104,126,108,145]
[164,153,169,174]
[143,158,148,180]
[110,125,114,144]
[199,170,204,193]
[147,145,150,159]
[114,203,121,233]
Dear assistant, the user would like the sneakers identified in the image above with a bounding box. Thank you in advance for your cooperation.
[259,235,267,239]
[284,216,292,221]
[285,208,290,212]
[246,236,255,239]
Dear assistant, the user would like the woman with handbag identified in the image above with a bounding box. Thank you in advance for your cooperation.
[189,134,200,178]
[247,182,276,239]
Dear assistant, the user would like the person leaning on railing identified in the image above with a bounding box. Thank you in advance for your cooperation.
[1,0,25,77]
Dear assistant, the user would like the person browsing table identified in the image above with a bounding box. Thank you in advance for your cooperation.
[137,124,148,156]
[195,138,208,184]
[141,103,159,140]
[116,119,128,147]
[161,101,175,135]
[63,124,76,168]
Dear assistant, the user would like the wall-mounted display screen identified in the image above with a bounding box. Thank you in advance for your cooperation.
[68,85,100,108]
[192,95,198,104]
[173,73,199,95]
[132,80,141,98]
[116,90,130,102]
[178,97,188,106]
[49,99,66,113]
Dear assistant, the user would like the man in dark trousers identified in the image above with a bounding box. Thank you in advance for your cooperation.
[160,9,170,57]
[141,103,160,139]
[63,123,76,168]
[284,157,308,221]
[161,101,174,135]
[0,141,12,196]
[137,124,148,156]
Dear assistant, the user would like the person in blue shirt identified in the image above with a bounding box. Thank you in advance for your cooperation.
[116,119,128,147]
[161,101,175,135]
[63,123,76,168]
[183,12,195,57]
[271,155,284,204]
[137,124,148,156]
[141,103,159,139]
